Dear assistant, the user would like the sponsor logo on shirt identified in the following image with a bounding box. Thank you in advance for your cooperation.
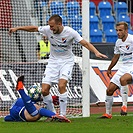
[62,38,67,43]
[126,45,130,50]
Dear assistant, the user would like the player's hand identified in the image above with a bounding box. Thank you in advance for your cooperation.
[9,28,17,36]
[52,96,59,105]
[107,69,113,78]
[95,52,108,59]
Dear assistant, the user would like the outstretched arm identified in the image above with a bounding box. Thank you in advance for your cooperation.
[107,54,120,78]
[79,39,108,59]
[9,26,38,36]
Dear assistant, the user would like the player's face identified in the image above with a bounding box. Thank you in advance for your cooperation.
[48,20,61,34]
[116,25,128,41]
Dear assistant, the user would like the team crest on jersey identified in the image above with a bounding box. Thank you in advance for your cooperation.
[62,38,67,43]
[126,45,130,50]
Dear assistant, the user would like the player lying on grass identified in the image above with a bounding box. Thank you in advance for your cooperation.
[4,76,70,122]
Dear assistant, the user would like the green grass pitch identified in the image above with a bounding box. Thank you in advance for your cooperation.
[0,113,133,133]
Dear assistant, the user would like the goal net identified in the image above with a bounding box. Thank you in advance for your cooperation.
[0,0,90,118]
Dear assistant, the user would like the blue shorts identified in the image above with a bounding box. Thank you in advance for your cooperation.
[10,105,26,121]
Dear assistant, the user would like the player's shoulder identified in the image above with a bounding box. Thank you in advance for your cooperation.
[38,25,49,31]
[127,33,133,39]
[64,26,75,32]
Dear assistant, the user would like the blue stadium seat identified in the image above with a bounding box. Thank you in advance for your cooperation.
[60,15,68,26]
[104,29,117,43]
[41,1,47,7]
[90,29,103,43]
[77,29,82,36]
[46,15,50,23]
[98,1,112,18]
[128,29,133,35]
[69,15,82,31]
[118,14,130,28]
[90,2,96,15]
[50,1,64,16]
[90,15,99,30]
[66,1,80,18]
[101,15,115,31]
[114,2,128,18]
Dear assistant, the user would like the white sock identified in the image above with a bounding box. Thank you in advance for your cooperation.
[121,86,128,107]
[59,92,68,116]
[105,95,113,114]
[43,94,56,113]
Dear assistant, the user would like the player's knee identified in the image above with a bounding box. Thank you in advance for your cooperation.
[41,89,49,96]
[106,89,114,96]
[120,77,126,86]
[58,84,66,94]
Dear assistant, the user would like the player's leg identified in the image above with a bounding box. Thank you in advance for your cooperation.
[16,76,39,116]
[100,82,118,118]
[41,60,58,113]
[58,60,74,116]
[42,83,56,113]
[120,73,132,115]
[24,104,55,122]
[120,86,128,115]
[58,79,68,116]
[99,69,125,119]
[17,76,71,122]
[24,104,71,122]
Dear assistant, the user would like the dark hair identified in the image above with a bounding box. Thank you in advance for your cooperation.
[116,22,128,30]
[49,14,62,24]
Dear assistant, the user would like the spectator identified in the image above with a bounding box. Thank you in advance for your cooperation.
[36,36,50,60]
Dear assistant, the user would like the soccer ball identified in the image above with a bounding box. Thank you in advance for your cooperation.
[28,85,41,101]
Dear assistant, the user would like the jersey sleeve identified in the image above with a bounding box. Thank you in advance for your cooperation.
[38,26,48,36]
[114,40,120,54]
[72,29,83,43]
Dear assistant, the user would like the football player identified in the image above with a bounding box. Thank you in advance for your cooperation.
[4,76,70,122]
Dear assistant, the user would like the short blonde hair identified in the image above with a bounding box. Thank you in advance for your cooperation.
[116,22,128,30]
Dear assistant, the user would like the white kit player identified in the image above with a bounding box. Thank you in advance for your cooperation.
[9,14,108,119]
[100,22,133,119]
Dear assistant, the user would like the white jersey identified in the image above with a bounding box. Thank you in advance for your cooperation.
[114,34,133,64]
[38,26,83,60]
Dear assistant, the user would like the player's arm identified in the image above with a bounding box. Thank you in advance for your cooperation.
[9,26,38,36]
[79,39,108,59]
[107,54,120,77]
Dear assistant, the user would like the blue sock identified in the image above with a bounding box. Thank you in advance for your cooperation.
[39,108,56,118]
[19,89,38,116]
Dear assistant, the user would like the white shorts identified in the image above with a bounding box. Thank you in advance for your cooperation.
[42,58,74,86]
[111,63,133,88]
[126,65,133,80]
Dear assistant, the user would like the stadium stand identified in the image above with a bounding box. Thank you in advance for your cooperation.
[128,29,133,35]
[90,0,113,7]
[98,1,112,18]
[60,15,68,26]
[69,15,82,31]
[50,1,64,16]
[90,15,99,30]
[100,15,115,31]
[66,1,80,18]
[118,14,131,28]
[90,29,103,43]
[114,1,128,18]
[104,29,118,43]
[90,1,96,15]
